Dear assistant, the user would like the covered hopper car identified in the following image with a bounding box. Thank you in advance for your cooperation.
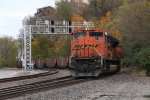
[69,28,123,77]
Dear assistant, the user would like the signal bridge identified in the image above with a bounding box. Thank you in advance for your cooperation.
[23,20,95,71]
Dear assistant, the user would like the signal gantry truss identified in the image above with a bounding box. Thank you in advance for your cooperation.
[23,20,95,70]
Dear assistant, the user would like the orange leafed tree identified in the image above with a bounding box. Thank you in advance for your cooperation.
[72,13,85,22]
[99,12,121,40]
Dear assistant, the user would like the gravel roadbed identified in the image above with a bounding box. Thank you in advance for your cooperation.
[0,69,70,89]
[8,73,150,100]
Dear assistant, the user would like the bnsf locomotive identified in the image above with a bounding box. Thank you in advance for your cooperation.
[69,28,123,77]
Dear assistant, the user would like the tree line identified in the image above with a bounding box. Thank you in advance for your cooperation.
[23,0,126,60]
[0,0,149,75]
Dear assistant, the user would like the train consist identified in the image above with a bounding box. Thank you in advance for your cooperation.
[17,57,69,69]
[17,24,123,78]
[69,28,123,77]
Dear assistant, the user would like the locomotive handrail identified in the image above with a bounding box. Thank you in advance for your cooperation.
[94,47,102,57]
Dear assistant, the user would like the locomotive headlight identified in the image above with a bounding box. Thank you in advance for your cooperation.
[71,58,76,62]
[81,45,84,49]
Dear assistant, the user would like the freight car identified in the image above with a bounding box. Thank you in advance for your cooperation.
[17,57,69,69]
[34,57,69,69]
[69,28,123,77]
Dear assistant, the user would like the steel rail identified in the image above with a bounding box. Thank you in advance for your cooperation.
[0,75,88,99]
[0,70,58,83]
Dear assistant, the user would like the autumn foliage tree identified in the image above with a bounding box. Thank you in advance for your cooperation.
[72,13,85,22]
[0,36,18,67]
[55,0,73,20]
[32,35,70,59]
[32,35,49,59]
[53,35,70,57]
[99,12,121,40]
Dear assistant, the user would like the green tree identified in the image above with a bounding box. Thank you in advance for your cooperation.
[86,0,102,19]
[59,35,71,57]
[117,0,150,58]
[32,35,49,58]
[70,0,88,14]
[0,36,18,67]
[85,0,123,19]
[98,12,121,40]
[53,35,70,57]
[55,0,73,20]
[134,48,150,76]
[115,0,150,74]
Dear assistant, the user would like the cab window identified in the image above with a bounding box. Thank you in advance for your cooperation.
[74,32,86,38]
[89,32,103,40]
[89,32,103,37]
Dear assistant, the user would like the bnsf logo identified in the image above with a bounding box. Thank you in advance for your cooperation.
[74,44,100,50]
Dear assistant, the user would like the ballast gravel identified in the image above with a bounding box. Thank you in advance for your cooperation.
[0,69,70,89]
[7,72,150,100]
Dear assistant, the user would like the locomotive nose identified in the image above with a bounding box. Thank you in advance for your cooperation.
[73,36,101,57]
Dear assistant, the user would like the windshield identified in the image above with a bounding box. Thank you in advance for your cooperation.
[89,32,103,37]
[74,32,86,38]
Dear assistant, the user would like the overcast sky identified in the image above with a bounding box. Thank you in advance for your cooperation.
[0,0,55,38]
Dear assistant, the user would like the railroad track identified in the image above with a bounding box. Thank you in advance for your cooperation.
[0,70,58,83]
[0,75,89,99]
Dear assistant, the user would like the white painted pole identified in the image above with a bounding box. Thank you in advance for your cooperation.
[23,25,27,70]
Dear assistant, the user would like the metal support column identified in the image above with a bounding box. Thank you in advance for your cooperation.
[23,25,33,71]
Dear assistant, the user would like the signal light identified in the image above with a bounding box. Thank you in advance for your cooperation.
[69,28,72,33]
[69,21,72,26]
[51,28,54,33]
[51,20,54,25]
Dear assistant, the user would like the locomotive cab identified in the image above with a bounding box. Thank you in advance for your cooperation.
[69,28,122,77]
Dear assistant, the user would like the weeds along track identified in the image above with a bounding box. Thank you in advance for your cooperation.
[0,75,89,99]
[0,70,58,83]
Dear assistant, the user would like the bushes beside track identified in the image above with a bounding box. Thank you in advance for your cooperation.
[122,48,150,76]
[134,48,150,76]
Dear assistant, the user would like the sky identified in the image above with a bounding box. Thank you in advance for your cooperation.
[0,0,56,39]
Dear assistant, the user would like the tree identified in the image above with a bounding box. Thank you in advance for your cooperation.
[23,16,36,25]
[134,48,150,76]
[18,29,24,60]
[32,35,50,59]
[59,35,71,57]
[102,0,123,14]
[115,0,150,72]
[70,0,88,14]
[116,0,150,57]
[0,36,18,67]
[55,0,73,20]
[34,6,55,20]
[72,13,85,22]
[85,0,123,19]
[99,12,121,40]
[53,35,70,57]
[85,0,102,19]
